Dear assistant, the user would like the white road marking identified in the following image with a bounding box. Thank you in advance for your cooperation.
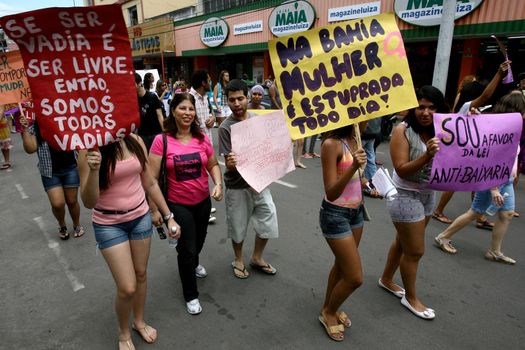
[217,161,297,189]
[15,183,29,199]
[33,216,85,292]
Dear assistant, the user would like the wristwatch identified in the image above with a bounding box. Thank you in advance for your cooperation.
[163,212,174,223]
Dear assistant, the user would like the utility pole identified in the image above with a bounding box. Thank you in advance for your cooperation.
[432,0,456,95]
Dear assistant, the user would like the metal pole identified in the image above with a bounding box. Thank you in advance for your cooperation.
[431,0,456,95]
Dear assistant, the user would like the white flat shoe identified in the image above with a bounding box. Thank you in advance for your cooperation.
[378,278,405,298]
[401,296,435,320]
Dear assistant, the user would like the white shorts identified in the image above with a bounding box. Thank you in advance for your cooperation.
[225,187,279,243]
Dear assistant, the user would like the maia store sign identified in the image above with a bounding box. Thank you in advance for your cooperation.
[269,0,316,37]
[394,0,484,26]
[200,17,229,47]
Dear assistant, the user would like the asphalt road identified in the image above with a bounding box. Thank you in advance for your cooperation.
[1,129,524,350]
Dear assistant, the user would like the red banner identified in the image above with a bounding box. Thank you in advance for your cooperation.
[0,51,31,104]
[0,5,139,150]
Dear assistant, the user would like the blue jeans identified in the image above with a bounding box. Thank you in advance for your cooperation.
[93,212,153,249]
[41,165,80,191]
[362,138,377,181]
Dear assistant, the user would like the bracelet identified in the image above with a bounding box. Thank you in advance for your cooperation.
[163,212,174,223]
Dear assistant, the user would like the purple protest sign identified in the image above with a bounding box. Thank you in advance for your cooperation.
[428,113,522,191]
[491,35,513,84]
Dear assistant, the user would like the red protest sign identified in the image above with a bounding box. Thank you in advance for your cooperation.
[0,5,139,150]
[0,51,31,104]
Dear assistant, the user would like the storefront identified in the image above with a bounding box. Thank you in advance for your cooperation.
[129,17,176,84]
[173,0,525,101]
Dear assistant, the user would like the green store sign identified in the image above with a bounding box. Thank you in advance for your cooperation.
[269,0,316,37]
[200,17,229,47]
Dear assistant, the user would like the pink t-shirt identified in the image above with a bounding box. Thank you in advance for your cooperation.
[93,156,149,225]
[150,133,213,205]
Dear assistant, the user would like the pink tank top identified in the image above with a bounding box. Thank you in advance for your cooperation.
[93,156,149,225]
[325,141,362,208]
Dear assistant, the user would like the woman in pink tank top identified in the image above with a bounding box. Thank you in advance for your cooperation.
[318,123,367,342]
[77,134,179,349]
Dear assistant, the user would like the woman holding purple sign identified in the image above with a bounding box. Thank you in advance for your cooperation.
[434,91,524,264]
[379,86,447,320]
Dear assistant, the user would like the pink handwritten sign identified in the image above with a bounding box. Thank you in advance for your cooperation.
[428,113,522,191]
[231,110,294,193]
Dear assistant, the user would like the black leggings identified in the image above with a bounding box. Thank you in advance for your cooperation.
[168,196,211,302]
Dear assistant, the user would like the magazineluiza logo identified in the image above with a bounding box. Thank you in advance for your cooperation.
[328,1,381,22]
[394,0,484,26]
[233,20,263,35]
[200,17,229,47]
[269,0,316,37]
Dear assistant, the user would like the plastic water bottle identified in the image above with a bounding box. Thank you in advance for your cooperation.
[485,192,509,216]
[168,226,178,249]
[156,226,167,240]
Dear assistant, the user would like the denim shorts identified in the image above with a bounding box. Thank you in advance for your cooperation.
[471,178,515,214]
[387,188,436,223]
[319,199,364,239]
[93,212,153,250]
[41,165,80,192]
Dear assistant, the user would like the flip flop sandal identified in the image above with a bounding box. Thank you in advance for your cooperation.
[132,323,157,343]
[249,262,277,275]
[432,212,452,224]
[59,226,69,240]
[118,337,134,350]
[0,163,11,170]
[74,226,85,238]
[231,262,249,279]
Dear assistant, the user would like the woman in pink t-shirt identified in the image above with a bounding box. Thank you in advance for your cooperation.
[78,134,179,349]
[149,92,223,315]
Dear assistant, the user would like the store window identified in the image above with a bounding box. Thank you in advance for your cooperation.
[128,6,138,26]
[204,0,258,14]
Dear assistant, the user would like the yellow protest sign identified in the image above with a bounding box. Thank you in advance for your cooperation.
[269,13,418,140]
[0,51,31,104]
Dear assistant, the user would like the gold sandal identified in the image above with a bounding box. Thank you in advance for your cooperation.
[132,323,157,343]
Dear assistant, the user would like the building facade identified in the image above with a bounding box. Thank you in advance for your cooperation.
[171,0,525,102]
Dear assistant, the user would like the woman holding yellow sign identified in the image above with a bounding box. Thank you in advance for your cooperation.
[318,123,367,341]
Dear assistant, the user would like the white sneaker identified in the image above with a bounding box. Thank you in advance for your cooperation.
[186,298,202,315]
[210,207,217,214]
[208,216,216,223]
[195,264,208,278]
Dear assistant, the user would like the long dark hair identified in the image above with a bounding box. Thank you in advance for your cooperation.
[404,85,448,137]
[143,73,153,90]
[492,90,525,114]
[98,135,147,191]
[163,92,204,142]
[218,70,229,88]
[322,125,355,143]
[454,81,485,113]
